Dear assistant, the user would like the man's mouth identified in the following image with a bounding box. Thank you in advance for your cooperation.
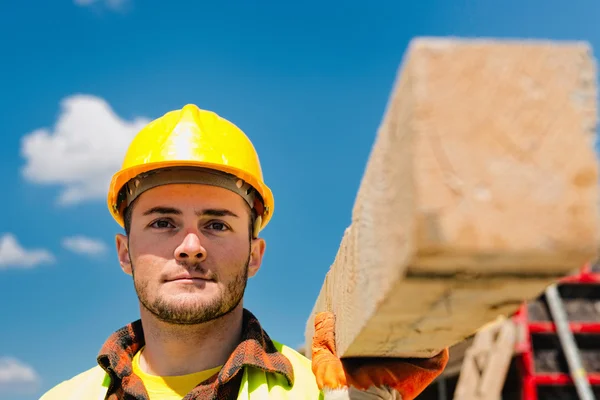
[166,272,214,283]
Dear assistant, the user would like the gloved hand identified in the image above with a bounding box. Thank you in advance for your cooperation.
[311,311,449,400]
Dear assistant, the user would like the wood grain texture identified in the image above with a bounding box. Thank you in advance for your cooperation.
[305,37,600,359]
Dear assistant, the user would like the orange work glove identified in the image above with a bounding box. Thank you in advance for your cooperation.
[311,311,449,400]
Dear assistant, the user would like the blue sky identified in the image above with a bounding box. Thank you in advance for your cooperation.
[2,0,600,398]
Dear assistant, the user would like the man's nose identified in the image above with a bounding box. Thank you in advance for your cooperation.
[174,232,207,262]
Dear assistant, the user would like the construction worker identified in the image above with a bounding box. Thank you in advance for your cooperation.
[40,105,448,400]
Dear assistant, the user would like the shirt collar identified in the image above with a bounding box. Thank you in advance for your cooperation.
[97,308,294,399]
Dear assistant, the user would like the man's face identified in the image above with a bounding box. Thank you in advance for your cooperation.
[115,183,266,325]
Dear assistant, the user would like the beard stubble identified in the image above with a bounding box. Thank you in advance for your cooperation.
[131,251,250,325]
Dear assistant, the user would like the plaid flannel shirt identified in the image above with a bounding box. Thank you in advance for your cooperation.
[96,308,295,400]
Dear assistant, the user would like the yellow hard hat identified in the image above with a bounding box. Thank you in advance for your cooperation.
[107,104,274,235]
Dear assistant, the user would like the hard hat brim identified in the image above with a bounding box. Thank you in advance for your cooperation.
[107,160,274,231]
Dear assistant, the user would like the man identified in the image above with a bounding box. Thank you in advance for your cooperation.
[40,104,448,400]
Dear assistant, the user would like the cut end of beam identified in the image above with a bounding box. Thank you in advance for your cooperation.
[408,37,598,259]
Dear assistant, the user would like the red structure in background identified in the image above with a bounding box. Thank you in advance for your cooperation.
[512,263,600,400]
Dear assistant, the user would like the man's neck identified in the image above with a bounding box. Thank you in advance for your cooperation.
[137,305,244,377]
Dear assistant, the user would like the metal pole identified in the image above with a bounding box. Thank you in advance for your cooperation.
[437,376,447,400]
[545,283,596,400]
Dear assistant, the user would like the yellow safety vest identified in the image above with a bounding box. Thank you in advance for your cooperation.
[39,341,324,400]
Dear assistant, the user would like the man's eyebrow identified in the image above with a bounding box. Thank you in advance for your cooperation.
[142,206,182,216]
[141,207,239,219]
[197,209,240,219]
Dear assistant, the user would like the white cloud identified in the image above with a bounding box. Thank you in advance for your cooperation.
[74,0,129,10]
[20,94,150,205]
[0,234,54,269]
[0,357,40,394]
[62,235,108,256]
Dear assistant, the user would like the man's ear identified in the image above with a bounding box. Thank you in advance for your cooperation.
[116,234,132,276]
[248,237,266,278]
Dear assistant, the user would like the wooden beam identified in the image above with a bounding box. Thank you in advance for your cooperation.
[305,37,600,359]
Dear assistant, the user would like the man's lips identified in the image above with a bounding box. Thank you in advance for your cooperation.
[166,272,214,283]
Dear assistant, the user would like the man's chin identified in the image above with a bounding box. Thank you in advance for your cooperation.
[141,294,238,324]
[148,303,225,325]
[160,293,220,310]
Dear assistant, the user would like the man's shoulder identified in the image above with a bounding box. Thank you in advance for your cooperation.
[272,340,311,364]
[40,365,108,400]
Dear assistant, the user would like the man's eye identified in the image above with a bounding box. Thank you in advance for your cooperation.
[150,220,174,229]
[207,222,228,231]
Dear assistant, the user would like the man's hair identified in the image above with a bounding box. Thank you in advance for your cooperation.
[123,197,137,236]
[123,197,257,241]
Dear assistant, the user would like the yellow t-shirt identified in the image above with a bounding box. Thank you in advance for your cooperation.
[132,347,222,400]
